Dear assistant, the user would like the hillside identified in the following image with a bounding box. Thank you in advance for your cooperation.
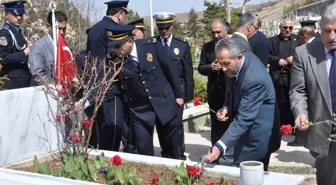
[144,0,308,24]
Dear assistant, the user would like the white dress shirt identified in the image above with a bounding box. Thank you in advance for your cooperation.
[160,34,173,47]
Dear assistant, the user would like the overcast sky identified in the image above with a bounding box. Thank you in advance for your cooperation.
[92,0,264,17]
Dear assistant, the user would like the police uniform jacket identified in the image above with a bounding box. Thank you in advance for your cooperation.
[88,16,118,59]
[119,39,183,126]
[157,36,194,101]
[88,17,122,100]
[0,21,30,89]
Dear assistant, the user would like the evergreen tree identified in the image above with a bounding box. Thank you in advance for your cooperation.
[125,9,141,23]
[186,7,201,38]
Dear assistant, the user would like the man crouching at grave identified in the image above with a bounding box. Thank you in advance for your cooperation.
[106,24,185,159]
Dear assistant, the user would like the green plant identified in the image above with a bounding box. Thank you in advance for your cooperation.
[193,76,207,103]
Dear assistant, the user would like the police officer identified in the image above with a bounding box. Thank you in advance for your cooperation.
[153,12,194,160]
[84,1,129,151]
[122,18,147,153]
[88,0,129,59]
[0,0,30,90]
[127,18,146,40]
[106,24,185,159]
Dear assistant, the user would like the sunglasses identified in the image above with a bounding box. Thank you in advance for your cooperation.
[282,26,293,30]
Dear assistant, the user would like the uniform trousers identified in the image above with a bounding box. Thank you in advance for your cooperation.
[85,95,123,151]
[130,110,185,159]
[121,102,137,153]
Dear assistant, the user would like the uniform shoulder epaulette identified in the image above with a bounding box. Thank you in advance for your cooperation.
[143,37,157,44]
[174,36,187,43]
[0,24,10,31]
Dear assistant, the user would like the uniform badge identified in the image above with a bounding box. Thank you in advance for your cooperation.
[174,48,179,55]
[147,53,153,62]
[107,31,113,37]
[0,37,8,46]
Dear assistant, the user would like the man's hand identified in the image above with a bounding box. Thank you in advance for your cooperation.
[211,60,221,71]
[203,146,221,163]
[286,56,293,64]
[176,98,184,107]
[24,47,30,56]
[217,107,229,121]
[295,114,309,131]
[279,59,288,66]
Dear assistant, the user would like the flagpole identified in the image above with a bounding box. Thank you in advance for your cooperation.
[50,1,58,75]
[149,0,154,37]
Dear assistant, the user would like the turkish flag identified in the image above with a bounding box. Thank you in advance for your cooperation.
[55,31,77,87]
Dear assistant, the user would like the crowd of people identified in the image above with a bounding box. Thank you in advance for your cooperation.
[1,0,336,184]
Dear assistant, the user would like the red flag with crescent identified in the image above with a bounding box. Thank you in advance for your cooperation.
[55,31,77,87]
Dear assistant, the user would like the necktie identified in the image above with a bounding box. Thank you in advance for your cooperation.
[329,50,336,113]
[164,38,169,49]
[329,50,336,134]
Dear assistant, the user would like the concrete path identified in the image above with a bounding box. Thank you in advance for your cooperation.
[153,131,315,167]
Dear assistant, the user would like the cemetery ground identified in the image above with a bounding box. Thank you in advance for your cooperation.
[153,130,317,185]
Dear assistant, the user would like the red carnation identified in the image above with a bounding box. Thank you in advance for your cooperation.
[60,88,67,96]
[69,134,80,143]
[186,165,200,177]
[83,119,92,129]
[56,114,61,122]
[280,124,293,135]
[194,96,201,106]
[152,175,160,185]
[206,182,217,185]
[110,155,122,166]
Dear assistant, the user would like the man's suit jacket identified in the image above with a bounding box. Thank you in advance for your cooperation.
[28,34,54,86]
[198,39,231,109]
[230,33,252,53]
[249,31,270,67]
[290,38,333,155]
[219,52,276,164]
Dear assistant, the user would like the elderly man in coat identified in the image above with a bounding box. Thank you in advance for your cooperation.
[290,2,336,184]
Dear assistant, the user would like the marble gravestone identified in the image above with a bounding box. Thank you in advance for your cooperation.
[0,86,63,166]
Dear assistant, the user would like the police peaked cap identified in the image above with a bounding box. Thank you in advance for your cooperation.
[1,0,27,15]
[104,0,129,14]
[153,12,176,28]
[127,18,146,30]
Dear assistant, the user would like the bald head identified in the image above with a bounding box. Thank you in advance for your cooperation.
[298,26,315,45]
[211,18,228,41]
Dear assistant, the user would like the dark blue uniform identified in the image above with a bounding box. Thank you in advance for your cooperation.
[0,22,30,89]
[157,35,194,160]
[86,17,124,152]
[157,36,194,101]
[118,38,184,159]
[88,16,118,59]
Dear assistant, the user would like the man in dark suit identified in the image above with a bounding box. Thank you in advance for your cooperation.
[106,24,185,159]
[0,0,31,90]
[198,18,231,146]
[269,18,298,130]
[249,20,270,67]
[203,38,276,168]
[153,12,194,160]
